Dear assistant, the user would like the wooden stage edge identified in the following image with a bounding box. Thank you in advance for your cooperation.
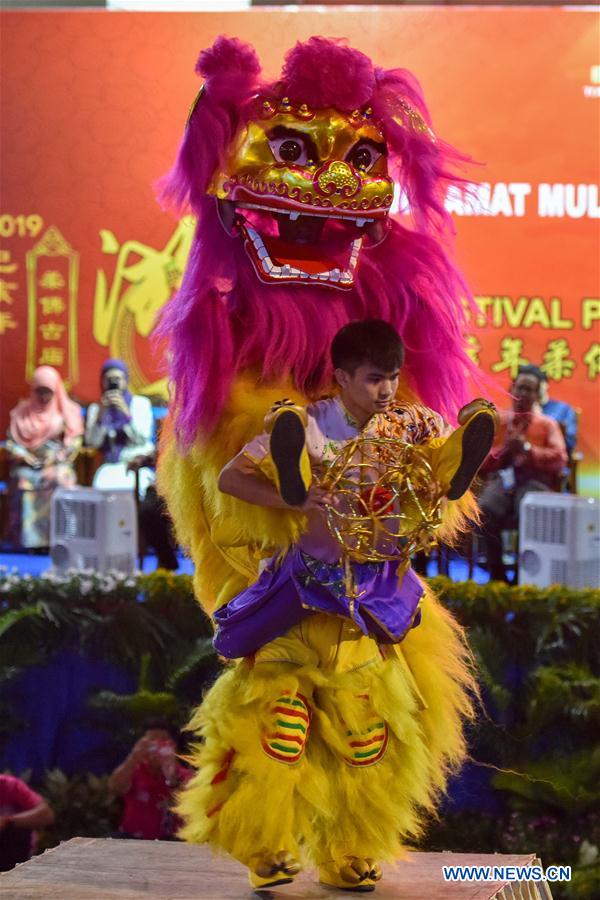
[0,838,554,899]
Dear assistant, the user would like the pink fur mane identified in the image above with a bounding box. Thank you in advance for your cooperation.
[157,36,482,447]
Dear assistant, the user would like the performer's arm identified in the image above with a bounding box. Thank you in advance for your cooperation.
[218,452,330,511]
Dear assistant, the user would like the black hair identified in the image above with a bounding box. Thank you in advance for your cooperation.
[142,718,178,740]
[331,319,405,374]
[516,364,547,385]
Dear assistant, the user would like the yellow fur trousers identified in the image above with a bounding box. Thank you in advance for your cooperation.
[177,588,476,868]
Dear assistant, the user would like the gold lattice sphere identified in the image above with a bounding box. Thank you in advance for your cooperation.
[323,436,444,564]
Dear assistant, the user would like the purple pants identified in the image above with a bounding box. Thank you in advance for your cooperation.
[213,548,424,659]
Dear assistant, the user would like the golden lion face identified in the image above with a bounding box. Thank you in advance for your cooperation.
[209,98,394,290]
[210,102,393,218]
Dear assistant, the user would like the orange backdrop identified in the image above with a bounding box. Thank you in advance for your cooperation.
[1,8,598,493]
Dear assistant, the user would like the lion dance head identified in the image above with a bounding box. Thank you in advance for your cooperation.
[159,36,480,445]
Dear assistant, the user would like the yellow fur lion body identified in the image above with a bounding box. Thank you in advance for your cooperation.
[158,372,478,869]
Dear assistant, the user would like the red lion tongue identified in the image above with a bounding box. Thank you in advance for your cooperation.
[262,234,337,275]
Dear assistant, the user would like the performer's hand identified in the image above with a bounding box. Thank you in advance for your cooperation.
[301,485,334,512]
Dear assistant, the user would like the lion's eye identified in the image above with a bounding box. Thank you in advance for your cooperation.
[269,135,311,165]
[347,142,382,172]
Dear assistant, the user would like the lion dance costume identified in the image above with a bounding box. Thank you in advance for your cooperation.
[158,36,488,890]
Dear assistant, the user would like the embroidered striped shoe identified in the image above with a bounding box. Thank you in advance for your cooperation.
[248,850,302,889]
[319,857,382,892]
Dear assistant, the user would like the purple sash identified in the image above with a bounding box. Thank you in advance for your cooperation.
[213,548,424,659]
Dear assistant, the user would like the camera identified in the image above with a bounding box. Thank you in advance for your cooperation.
[107,376,121,391]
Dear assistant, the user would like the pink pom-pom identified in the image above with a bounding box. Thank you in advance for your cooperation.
[195,35,261,82]
[281,37,375,112]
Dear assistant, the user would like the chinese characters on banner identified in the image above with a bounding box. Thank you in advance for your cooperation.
[0,7,597,488]
[0,248,19,337]
[2,220,599,459]
[25,226,79,387]
[465,297,600,386]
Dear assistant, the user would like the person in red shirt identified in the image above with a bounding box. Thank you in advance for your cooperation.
[108,720,190,840]
[0,775,55,871]
[478,369,567,582]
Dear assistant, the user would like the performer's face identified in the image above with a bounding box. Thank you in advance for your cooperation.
[336,363,400,424]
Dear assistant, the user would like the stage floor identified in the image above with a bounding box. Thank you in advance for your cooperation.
[0,838,551,899]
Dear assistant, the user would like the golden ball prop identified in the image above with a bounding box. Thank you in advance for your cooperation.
[321,436,445,565]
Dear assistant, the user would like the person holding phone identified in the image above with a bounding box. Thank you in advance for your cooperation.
[85,359,155,495]
[108,720,189,841]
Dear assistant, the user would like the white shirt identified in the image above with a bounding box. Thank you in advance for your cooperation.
[85,394,155,463]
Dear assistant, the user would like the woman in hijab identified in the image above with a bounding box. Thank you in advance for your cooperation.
[85,359,155,492]
[7,366,84,548]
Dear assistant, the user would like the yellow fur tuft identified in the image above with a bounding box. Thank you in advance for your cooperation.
[158,374,308,614]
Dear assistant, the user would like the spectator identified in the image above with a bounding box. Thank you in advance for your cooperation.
[478,369,567,583]
[518,364,578,454]
[85,359,155,496]
[108,720,189,840]
[6,366,84,548]
[0,774,55,871]
[127,453,178,570]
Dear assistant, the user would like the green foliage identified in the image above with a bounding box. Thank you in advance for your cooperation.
[89,653,185,730]
[0,570,221,751]
[429,576,600,669]
[36,769,121,851]
[417,578,600,899]
[90,688,183,725]
[526,663,600,736]
[0,570,209,674]
[466,625,512,714]
[0,603,43,638]
[167,638,220,702]
[566,860,600,900]
[492,748,600,817]
[2,569,599,896]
